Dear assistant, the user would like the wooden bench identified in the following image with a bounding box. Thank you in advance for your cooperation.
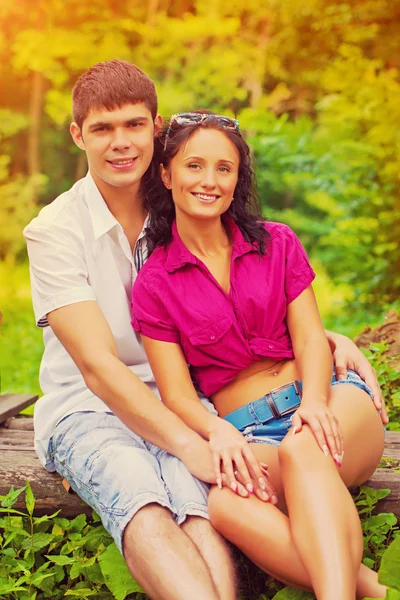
[1,394,399,517]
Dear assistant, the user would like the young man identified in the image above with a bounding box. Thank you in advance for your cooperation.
[24,60,387,600]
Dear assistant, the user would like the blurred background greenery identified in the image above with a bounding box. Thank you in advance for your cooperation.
[1,0,399,398]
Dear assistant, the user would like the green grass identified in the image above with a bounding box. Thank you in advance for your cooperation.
[1,263,43,402]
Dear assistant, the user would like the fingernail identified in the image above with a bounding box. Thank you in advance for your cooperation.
[258,477,266,490]
[272,495,278,505]
[261,491,269,501]
[292,427,298,435]
[246,483,254,494]
[239,486,248,497]
[216,477,222,489]
[322,445,329,457]
[230,482,238,493]
[340,451,344,462]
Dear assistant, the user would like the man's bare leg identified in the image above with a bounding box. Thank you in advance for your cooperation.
[123,504,219,600]
[181,516,236,600]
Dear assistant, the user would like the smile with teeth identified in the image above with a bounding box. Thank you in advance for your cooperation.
[107,157,136,167]
[192,192,220,202]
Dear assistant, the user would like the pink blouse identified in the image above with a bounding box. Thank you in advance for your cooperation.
[131,218,315,396]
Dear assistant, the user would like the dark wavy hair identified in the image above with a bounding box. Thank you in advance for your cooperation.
[143,111,269,256]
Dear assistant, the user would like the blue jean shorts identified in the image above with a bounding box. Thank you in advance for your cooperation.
[49,411,209,554]
[231,369,373,447]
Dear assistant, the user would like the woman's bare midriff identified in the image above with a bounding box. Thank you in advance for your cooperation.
[212,357,301,418]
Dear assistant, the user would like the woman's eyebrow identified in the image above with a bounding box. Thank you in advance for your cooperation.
[184,155,235,164]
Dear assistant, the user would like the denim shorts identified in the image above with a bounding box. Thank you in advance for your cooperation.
[233,369,373,447]
[49,411,209,554]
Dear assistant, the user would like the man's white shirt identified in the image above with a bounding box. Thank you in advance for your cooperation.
[24,173,159,470]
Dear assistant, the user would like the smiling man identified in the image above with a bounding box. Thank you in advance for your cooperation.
[24,60,236,600]
[23,59,386,600]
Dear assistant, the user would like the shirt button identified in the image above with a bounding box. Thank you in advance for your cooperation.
[268,344,273,349]
[210,335,216,341]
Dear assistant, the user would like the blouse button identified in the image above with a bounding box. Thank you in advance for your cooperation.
[210,335,216,341]
[268,344,273,349]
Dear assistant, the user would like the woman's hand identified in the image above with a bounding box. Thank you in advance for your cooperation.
[326,330,389,424]
[291,401,344,466]
[208,417,277,502]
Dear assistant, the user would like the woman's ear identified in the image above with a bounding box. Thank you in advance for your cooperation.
[160,164,171,189]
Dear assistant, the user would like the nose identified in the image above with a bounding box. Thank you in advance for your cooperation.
[201,167,217,189]
[110,128,132,152]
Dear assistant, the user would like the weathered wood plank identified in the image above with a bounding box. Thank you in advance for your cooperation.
[3,416,34,431]
[0,450,92,516]
[0,420,399,518]
[364,469,400,516]
[0,394,38,424]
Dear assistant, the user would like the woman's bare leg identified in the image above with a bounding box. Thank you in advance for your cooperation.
[209,386,385,599]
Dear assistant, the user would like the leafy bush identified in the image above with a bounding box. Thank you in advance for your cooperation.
[0,484,145,599]
[363,342,400,431]
[1,484,398,600]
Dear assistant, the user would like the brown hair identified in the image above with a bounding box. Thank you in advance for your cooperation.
[72,60,158,128]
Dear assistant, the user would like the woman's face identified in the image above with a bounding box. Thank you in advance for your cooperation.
[161,128,240,221]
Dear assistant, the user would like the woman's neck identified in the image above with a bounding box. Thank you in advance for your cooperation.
[175,213,231,257]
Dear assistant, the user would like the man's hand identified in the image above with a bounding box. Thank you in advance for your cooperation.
[326,330,389,424]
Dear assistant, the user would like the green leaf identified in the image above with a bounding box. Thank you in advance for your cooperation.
[98,542,144,600]
[45,554,76,566]
[362,557,375,569]
[22,532,53,551]
[272,587,315,599]
[64,588,98,598]
[1,486,26,509]
[378,536,400,590]
[25,482,35,516]
[69,514,87,533]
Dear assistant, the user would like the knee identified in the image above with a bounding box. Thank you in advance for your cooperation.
[123,504,173,556]
[278,426,314,466]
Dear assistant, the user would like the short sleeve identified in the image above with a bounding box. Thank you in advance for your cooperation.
[24,223,96,327]
[131,274,180,344]
[282,226,316,304]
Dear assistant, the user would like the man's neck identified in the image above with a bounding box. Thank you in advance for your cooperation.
[91,171,147,249]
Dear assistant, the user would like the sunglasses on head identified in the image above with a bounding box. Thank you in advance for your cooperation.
[163,112,240,151]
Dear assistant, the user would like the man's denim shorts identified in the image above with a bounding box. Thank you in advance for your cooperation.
[49,411,209,554]
[231,369,374,447]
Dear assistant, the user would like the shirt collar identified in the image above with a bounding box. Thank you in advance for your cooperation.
[84,172,120,240]
[164,217,257,273]
[83,172,149,241]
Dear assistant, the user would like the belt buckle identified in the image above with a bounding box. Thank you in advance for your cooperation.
[270,381,302,418]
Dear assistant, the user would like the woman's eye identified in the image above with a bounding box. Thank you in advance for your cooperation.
[188,163,200,169]
[219,166,230,173]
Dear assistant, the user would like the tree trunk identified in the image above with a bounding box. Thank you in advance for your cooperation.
[27,71,45,178]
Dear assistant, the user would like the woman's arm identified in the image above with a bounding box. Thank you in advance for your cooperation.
[141,335,275,501]
[287,285,343,464]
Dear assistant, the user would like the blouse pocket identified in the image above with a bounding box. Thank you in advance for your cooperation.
[188,315,232,347]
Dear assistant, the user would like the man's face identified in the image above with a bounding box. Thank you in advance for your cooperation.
[70,103,162,194]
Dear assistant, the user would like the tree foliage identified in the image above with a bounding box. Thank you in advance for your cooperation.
[1,0,399,308]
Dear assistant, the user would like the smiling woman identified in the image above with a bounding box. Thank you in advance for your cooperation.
[130,111,387,600]
[160,127,239,220]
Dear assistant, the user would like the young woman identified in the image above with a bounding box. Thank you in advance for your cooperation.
[131,112,386,600]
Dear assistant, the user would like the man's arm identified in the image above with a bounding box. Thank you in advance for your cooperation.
[325,329,388,424]
[47,300,218,482]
